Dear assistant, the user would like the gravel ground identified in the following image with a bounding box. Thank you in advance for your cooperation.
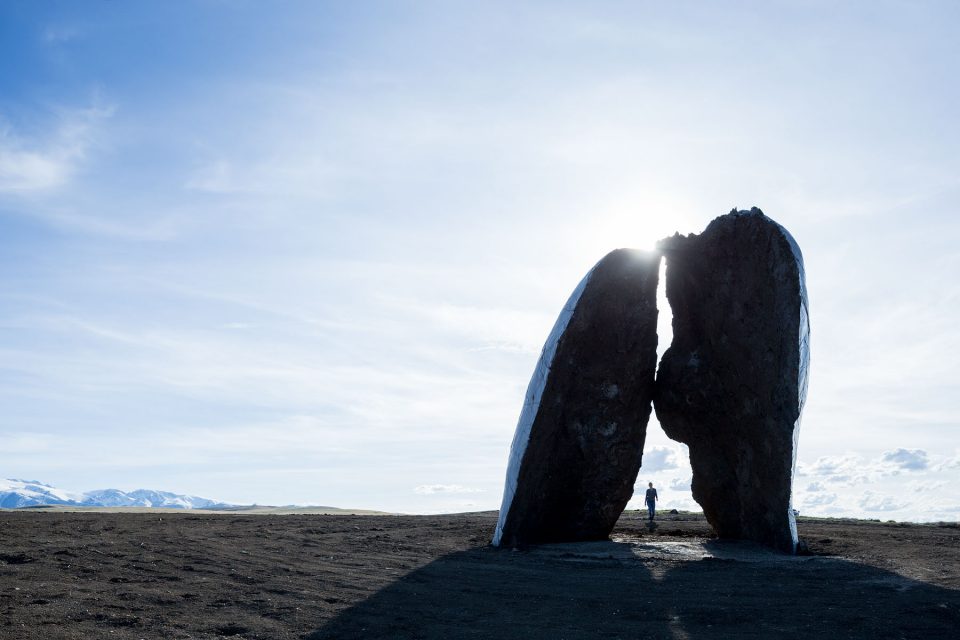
[1,509,957,639]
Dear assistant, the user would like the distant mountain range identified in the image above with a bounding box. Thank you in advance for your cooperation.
[0,478,233,510]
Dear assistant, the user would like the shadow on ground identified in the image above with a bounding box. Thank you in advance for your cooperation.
[306,540,960,640]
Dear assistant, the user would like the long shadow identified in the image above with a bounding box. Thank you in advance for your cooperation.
[305,541,960,639]
[664,541,960,638]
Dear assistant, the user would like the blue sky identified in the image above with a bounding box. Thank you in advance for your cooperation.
[1,1,958,519]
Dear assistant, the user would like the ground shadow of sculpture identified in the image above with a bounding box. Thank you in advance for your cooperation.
[305,543,960,639]
[495,208,809,553]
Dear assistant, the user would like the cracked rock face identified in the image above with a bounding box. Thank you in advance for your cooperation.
[493,249,660,547]
[654,209,809,553]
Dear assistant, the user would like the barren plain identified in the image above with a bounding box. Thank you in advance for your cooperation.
[1,509,958,639]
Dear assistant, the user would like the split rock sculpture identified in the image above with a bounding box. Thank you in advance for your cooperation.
[654,208,809,552]
[492,249,661,547]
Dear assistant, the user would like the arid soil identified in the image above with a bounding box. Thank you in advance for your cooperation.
[1,509,958,639]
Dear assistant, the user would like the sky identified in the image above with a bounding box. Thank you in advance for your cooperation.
[1,1,958,521]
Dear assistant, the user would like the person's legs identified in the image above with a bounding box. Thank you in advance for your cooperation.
[647,502,655,520]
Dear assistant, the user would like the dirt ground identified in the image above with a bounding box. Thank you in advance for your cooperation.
[1,509,958,639]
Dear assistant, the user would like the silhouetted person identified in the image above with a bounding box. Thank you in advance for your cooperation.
[644,482,658,521]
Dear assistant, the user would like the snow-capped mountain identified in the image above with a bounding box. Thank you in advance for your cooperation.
[81,488,226,509]
[1,479,232,509]
[0,479,84,508]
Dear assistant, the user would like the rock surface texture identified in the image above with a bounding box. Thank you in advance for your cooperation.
[493,249,660,547]
[654,208,809,553]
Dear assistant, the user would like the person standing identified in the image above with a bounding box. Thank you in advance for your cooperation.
[644,482,658,521]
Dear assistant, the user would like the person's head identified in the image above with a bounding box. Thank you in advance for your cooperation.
[648,482,653,488]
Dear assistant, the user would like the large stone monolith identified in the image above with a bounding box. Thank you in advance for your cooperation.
[654,208,809,553]
[493,249,660,547]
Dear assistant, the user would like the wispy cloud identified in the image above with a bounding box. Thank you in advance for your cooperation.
[790,449,960,520]
[0,104,113,193]
[802,492,837,508]
[42,24,85,46]
[881,448,929,472]
[936,454,960,472]
[799,450,935,484]
[858,492,908,513]
[414,484,485,495]
[640,446,680,472]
